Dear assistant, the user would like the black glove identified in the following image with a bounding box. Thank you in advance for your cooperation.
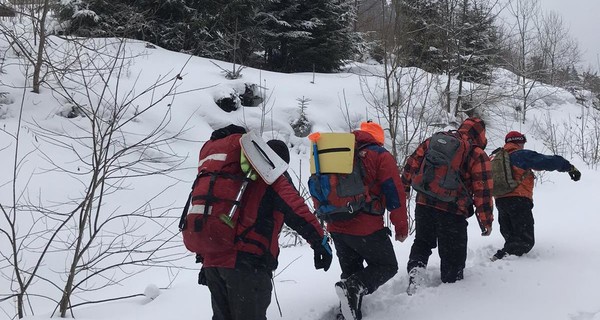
[314,236,333,272]
[568,165,581,181]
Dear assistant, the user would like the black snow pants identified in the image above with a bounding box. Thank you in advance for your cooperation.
[204,266,272,320]
[331,228,398,294]
[496,196,535,256]
[407,204,468,283]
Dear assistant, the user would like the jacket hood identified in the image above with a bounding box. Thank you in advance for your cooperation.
[353,130,382,146]
[458,118,487,148]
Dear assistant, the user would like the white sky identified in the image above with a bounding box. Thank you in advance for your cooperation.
[541,0,600,71]
[499,0,600,72]
[2,19,600,320]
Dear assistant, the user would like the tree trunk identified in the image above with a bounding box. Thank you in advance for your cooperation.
[17,293,24,318]
[32,0,49,93]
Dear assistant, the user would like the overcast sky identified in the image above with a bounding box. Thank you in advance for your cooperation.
[498,0,600,72]
[541,0,600,71]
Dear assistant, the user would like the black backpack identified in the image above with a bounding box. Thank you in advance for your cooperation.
[411,131,471,202]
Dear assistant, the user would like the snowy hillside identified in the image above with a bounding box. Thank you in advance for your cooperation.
[1,36,600,320]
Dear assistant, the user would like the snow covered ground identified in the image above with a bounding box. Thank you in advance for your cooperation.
[1,36,599,320]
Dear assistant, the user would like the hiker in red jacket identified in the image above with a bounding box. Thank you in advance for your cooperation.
[329,121,409,320]
[402,118,494,292]
[491,131,581,261]
[199,126,332,320]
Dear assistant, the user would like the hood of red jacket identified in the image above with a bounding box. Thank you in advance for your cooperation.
[458,118,487,149]
[353,129,383,146]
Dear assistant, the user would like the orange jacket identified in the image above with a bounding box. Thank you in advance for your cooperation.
[495,142,572,200]
[496,143,534,199]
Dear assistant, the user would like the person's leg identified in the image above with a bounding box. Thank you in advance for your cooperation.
[503,197,535,256]
[495,197,535,256]
[497,198,513,242]
[437,212,468,283]
[331,232,365,280]
[337,228,398,294]
[333,228,397,320]
[407,205,437,273]
[212,267,273,320]
[204,267,232,320]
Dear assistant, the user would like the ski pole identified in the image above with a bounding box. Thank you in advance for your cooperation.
[219,169,254,228]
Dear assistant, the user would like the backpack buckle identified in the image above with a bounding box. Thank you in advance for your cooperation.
[346,203,355,213]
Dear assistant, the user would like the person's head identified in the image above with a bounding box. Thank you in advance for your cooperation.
[458,117,487,148]
[210,124,246,140]
[359,120,385,145]
[267,139,290,164]
[505,131,526,149]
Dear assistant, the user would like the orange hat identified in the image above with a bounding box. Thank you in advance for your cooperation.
[360,121,385,144]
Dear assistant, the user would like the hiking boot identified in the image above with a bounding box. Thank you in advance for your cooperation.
[406,267,425,296]
[335,278,366,320]
[490,249,506,262]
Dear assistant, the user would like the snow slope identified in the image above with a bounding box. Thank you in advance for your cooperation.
[1,37,599,320]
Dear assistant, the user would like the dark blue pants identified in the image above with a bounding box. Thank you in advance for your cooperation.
[331,228,398,294]
[407,205,468,283]
[496,196,535,256]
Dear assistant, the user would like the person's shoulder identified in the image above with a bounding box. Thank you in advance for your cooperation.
[512,149,538,157]
[470,144,489,158]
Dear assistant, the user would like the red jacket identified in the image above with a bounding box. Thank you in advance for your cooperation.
[202,174,324,270]
[326,130,409,237]
[401,118,494,229]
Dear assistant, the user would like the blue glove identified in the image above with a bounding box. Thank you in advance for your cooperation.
[314,236,333,272]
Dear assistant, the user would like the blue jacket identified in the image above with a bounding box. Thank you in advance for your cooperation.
[510,149,572,172]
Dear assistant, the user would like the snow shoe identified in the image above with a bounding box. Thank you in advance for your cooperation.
[490,249,506,262]
[335,278,365,320]
[406,267,425,296]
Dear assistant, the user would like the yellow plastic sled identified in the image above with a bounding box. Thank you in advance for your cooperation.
[309,132,355,174]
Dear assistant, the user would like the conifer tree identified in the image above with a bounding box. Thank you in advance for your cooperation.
[455,0,498,84]
[282,0,356,72]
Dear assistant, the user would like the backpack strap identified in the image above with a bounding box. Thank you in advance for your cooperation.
[179,174,201,231]
[455,133,475,206]
[355,143,385,215]
[503,147,532,183]
[190,171,251,208]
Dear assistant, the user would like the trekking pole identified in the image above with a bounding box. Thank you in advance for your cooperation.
[219,169,254,228]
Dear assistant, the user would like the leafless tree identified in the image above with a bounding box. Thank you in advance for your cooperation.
[0,0,51,93]
[534,10,580,86]
[0,68,57,319]
[503,0,542,123]
[1,37,203,318]
[39,38,192,317]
